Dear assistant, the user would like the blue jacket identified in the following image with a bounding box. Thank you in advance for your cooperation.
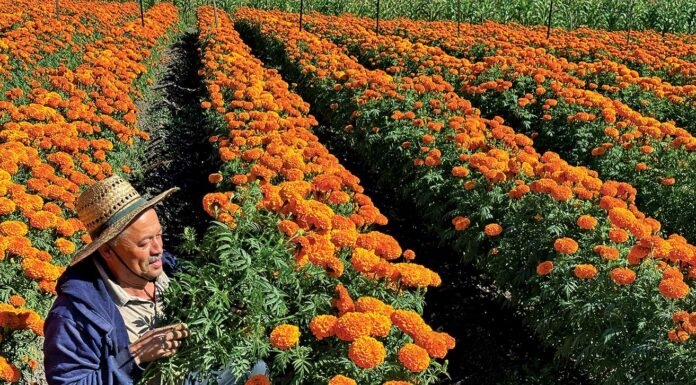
[43,250,177,385]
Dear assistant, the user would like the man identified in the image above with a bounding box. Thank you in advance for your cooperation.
[43,174,191,385]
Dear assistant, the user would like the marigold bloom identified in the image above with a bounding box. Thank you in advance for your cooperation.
[659,278,690,299]
[484,223,502,236]
[332,284,355,316]
[610,268,636,286]
[55,238,76,255]
[244,374,270,385]
[328,375,357,385]
[452,216,471,231]
[608,228,629,243]
[8,295,25,307]
[348,336,386,369]
[593,245,620,260]
[391,309,430,339]
[335,312,372,341]
[0,356,20,382]
[355,296,393,317]
[577,215,598,230]
[309,315,337,340]
[574,264,598,279]
[269,324,300,350]
[536,261,553,276]
[554,238,579,254]
[0,221,29,237]
[398,343,430,372]
[366,313,392,337]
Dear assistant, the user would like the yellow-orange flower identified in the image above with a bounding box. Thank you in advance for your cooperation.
[335,312,372,341]
[269,324,300,350]
[348,336,386,369]
[577,215,598,230]
[309,315,337,340]
[554,238,579,254]
[610,268,636,286]
[659,278,690,300]
[536,261,553,276]
[398,343,430,372]
[574,264,598,279]
[328,375,357,385]
[484,223,502,236]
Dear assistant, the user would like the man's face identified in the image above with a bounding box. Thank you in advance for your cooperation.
[102,208,164,281]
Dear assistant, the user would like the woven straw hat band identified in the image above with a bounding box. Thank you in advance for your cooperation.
[76,174,143,237]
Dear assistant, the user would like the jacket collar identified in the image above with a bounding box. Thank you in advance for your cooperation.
[56,252,122,334]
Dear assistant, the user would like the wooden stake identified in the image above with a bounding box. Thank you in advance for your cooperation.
[376,0,380,35]
[212,0,218,29]
[55,0,59,18]
[546,0,553,40]
[299,0,304,31]
[139,0,145,27]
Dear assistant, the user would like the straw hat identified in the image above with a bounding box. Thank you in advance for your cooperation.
[70,174,179,266]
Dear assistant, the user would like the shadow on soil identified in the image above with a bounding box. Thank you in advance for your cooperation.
[133,28,216,252]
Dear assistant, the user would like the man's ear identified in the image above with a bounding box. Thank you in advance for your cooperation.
[97,244,114,261]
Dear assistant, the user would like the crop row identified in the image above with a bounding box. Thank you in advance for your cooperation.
[148,7,453,385]
[376,17,696,86]
[367,17,696,137]
[0,2,178,382]
[235,8,696,384]
[292,12,696,244]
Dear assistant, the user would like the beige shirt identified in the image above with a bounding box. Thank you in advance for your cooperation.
[93,257,170,344]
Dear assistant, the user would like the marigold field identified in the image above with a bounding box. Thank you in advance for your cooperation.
[1,1,695,385]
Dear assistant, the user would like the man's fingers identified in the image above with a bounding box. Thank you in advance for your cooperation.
[163,340,181,350]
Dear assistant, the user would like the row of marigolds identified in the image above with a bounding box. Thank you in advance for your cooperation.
[0,2,178,382]
[292,12,696,245]
[143,7,453,385]
[235,8,696,384]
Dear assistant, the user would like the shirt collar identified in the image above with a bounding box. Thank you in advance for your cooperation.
[93,255,170,307]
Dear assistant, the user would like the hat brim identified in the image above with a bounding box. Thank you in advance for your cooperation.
[69,186,180,267]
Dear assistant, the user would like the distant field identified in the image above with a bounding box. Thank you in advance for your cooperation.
[147,0,696,34]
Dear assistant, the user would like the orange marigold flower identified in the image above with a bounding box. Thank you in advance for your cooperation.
[8,295,25,307]
[383,382,414,385]
[593,245,620,261]
[536,261,553,276]
[451,166,470,177]
[351,247,380,274]
[574,264,598,279]
[452,216,471,231]
[610,267,636,286]
[244,374,270,385]
[402,249,416,260]
[0,356,21,382]
[608,228,629,243]
[554,238,579,254]
[269,324,300,350]
[577,215,598,230]
[328,375,357,385]
[0,221,29,237]
[398,343,430,372]
[332,284,355,316]
[0,197,16,215]
[659,278,690,299]
[335,312,372,341]
[355,296,393,317]
[394,263,441,288]
[391,309,430,339]
[208,173,224,184]
[348,336,386,369]
[416,331,451,358]
[55,238,75,255]
[366,312,392,337]
[484,223,502,236]
[310,315,337,340]
[278,220,300,237]
[663,267,684,281]
[608,208,636,229]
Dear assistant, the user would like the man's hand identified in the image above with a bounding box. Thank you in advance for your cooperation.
[129,323,191,365]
